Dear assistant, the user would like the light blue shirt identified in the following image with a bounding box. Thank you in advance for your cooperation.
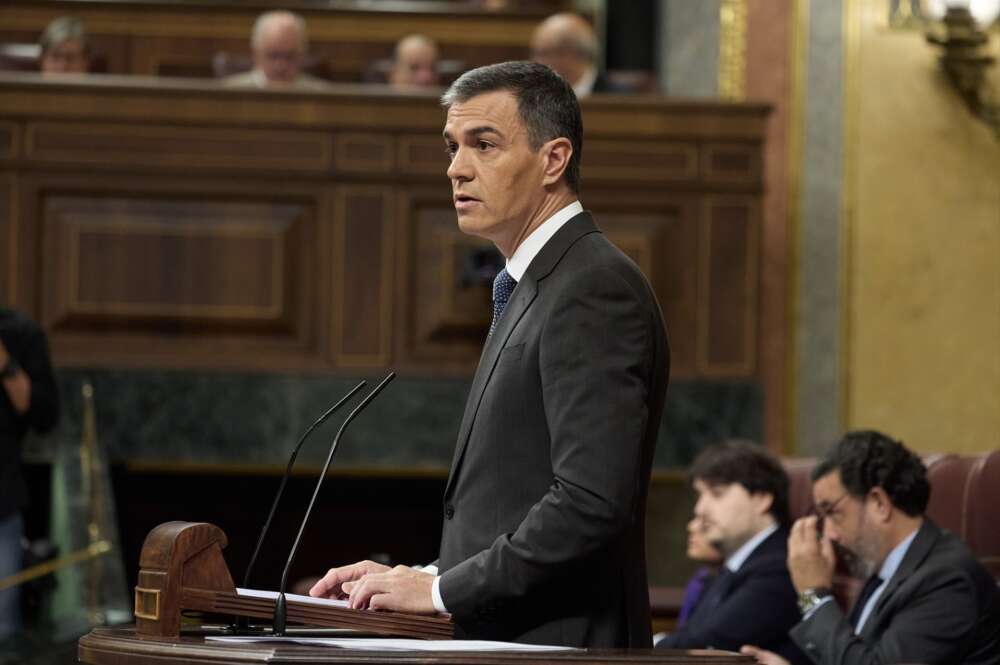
[853,526,919,634]
[726,523,779,573]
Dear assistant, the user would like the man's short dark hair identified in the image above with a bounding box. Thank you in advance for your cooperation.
[691,439,791,527]
[441,60,583,193]
[812,430,930,517]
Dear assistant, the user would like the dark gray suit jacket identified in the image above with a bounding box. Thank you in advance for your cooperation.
[791,519,1000,665]
[436,212,670,647]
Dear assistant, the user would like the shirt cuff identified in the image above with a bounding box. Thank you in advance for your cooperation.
[420,564,439,576]
[802,595,835,621]
[431,575,448,613]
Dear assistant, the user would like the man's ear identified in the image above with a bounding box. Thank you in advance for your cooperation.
[753,491,774,518]
[867,486,893,523]
[541,137,572,187]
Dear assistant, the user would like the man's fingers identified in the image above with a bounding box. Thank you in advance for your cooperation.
[740,645,789,665]
[821,533,836,563]
[309,560,387,598]
[347,572,389,610]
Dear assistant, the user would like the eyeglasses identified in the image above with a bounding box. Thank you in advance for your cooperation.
[813,492,848,521]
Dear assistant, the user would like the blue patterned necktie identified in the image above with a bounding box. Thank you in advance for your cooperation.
[489,268,517,336]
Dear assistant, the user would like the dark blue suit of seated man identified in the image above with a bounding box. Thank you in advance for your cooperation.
[657,440,807,665]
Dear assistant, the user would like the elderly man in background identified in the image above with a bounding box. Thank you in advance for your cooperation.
[389,34,440,88]
[39,16,90,75]
[224,10,328,90]
[530,12,615,97]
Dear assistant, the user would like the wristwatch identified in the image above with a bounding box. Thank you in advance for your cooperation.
[0,355,20,379]
[797,587,833,614]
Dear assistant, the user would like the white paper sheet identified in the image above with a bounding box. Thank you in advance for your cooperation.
[236,587,351,609]
[207,636,577,652]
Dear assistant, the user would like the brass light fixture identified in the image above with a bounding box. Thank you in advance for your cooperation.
[926,5,1000,136]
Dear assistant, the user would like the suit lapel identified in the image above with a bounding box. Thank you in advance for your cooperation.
[860,520,939,639]
[443,212,600,499]
[444,277,537,496]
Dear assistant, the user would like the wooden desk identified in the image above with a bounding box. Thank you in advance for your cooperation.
[78,626,753,665]
[0,73,768,381]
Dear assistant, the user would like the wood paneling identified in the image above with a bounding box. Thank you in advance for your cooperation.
[585,141,698,183]
[332,186,394,367]
[698,198,759,376]
[0,120,17,159]
[599,203,700,378]
[394,189,494,370]
[0,75,769,380]
[0,172,13,303]
[25,122,333,173]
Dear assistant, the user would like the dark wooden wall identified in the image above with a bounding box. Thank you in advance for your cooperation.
[0,75,768,382]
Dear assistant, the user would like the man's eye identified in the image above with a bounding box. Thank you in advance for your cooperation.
[444,144,457,159]
[477,141,493,151]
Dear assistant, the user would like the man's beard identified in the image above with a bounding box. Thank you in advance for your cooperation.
[832,540,877,579]
[835,523,883,580]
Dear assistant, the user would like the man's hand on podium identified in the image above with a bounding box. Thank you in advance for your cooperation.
[309,561,437,615]
[309,560,390,600]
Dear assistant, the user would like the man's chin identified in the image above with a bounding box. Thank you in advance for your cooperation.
[835,543,875,579]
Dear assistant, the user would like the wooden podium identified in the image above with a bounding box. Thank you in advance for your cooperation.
[132,521,452,639]
[79,626,753,665]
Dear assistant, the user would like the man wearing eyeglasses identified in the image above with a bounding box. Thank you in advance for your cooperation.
[742,430,1000,665]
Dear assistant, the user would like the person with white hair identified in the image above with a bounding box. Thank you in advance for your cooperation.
[224,10,328,90]
[39,16,91,75]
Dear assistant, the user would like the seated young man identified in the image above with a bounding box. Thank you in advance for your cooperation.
[743,430,1000,665]
[657,440,807,664]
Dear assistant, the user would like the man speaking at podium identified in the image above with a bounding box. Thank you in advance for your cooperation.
[310,61,670,648]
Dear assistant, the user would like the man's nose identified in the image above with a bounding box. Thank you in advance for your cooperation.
[446,146,471,181]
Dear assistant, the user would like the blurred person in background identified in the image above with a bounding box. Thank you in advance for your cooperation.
[0,306,59,639]
[224,10,328,90]
[530,12,617,97]
[39,16,90,75]
[389,34,440,88]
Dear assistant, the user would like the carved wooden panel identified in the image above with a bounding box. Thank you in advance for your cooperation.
[698,198,759,376]
[25,122,333,173]
[701,142,761,186]
[599,203,700,378]
[334,134,394,174]
[331,186,394,367]
[0,121,17,159]
[397,136,448,176]
[34,190,322,368]
[0,172,12,303]
[585,140,698,183]
[394,189,494,370]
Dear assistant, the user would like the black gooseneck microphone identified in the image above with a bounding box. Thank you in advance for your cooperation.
[272,371,396,636]
[232,380,366,634]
